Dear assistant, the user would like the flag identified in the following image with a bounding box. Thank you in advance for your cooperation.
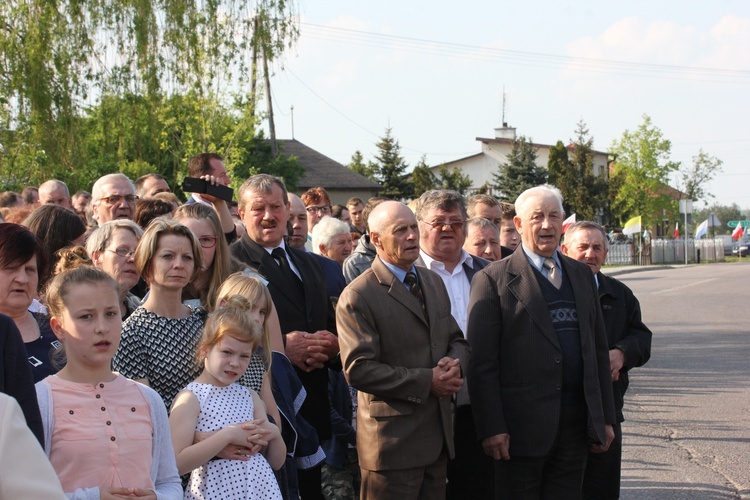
[622,216,642,236]
[695,219,708,239]
[732,223,744,240]
[562,213,576,234]
[674,222,679,239]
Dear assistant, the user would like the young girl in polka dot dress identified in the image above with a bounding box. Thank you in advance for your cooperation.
[170,295,285,500]
[35,263,182,499]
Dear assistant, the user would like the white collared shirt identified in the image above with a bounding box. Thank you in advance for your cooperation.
[419,249,474,336]
[521,244,563,281]
[264,240,302,280]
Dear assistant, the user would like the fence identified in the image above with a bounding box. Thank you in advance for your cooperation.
[604,239,724,266]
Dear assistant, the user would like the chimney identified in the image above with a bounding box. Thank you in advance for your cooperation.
[494,123,516,140]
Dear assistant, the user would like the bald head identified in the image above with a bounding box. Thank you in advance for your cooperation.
[369,201,421,271]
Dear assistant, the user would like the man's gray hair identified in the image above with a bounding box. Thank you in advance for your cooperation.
[237,174,288,212]
[514,184,564,219]
[312,216,351,254]
[415,190,467,221]
[86,219,144,255]
[467,217,500,237]
[38,179,70,197]
[91,174,135,203]
[564,220,609,249]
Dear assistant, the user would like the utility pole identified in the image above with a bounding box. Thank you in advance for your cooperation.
[260,17,277,158]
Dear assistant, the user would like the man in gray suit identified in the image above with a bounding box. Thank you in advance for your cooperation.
[467,185,616,499]
[338,201,471,500]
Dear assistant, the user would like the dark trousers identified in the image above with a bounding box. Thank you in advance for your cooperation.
[494,403,589,500]
[361,450,448,500]
[582,422,623,499]
[447,405,495,499]
[299,465,325,500]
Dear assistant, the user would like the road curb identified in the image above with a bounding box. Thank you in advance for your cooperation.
[604,265,676,277]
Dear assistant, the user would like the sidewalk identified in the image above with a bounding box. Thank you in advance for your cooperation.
[604,264,680,277]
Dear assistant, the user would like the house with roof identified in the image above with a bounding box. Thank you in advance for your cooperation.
[429,124,611,198]
[276,139,381,204]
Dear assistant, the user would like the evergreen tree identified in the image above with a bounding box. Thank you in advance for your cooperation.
[547,140,573,212]
[347,150,378,181]
[566,121,609,222]
[492,135,547,202]
[373,128,412,200]
[437,165,472,195]
[411,155,438,197]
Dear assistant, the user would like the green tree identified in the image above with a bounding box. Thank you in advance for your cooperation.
[692,204,743,236]
[372,128,412,200]
[0,0,299,190]
[567,121,609,221]
[347,150,378,181]
[492,135,547,201]
[609,114,680,228]
[437,165,472,195]
[678,149,723,204]
[547,140,573,211]
[411,156,438,197]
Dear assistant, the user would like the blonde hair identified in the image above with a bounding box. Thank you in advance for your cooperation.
[134,217,203,285]
[53,246,92,276]
[174,203,235,309]
[215,272,273,371]
[198,294,264,364]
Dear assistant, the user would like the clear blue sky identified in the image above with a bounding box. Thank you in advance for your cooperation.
[267,1,750,213]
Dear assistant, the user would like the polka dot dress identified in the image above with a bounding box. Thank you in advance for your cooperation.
[183,382,282,500]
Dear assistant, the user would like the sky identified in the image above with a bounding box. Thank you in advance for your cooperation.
[265,1,750,213]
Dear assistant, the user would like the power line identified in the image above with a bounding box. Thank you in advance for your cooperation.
[300,22,750,85]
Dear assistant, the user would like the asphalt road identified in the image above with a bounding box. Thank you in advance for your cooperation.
[613,262,750,499]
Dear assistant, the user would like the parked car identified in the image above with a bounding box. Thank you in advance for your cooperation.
[732,241,749,257]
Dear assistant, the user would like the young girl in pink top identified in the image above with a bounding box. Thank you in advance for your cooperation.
[170,295,285,500]
[35,262,181,499]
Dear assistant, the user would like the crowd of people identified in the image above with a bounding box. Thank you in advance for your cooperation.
[0,153,651,500]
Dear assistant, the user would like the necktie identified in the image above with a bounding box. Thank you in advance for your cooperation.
[404,271,425,310]
[543,258,562,289]
[271,247,300,284]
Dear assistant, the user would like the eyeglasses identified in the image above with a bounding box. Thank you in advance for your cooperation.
[306,205,332,216]
[99,195,138,205]
[107,248,136,259]
[422,219,466,231]
[198,236,218,248]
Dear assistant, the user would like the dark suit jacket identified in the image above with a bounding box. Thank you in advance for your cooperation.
[230,233,337,439]
[311,253,347,300]
[337,258,471,471]
[467,248,616,457]
[598,272,652,422]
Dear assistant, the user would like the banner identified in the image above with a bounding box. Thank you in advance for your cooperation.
[622,216,642,236]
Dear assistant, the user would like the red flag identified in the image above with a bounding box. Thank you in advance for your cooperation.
[562,213,576,234]
[732,223,744,240]
[674,222,679,239]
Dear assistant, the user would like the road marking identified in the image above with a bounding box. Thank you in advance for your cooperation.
[651,278,717,295]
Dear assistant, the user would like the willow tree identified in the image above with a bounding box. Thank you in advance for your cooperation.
[0,0,298,191]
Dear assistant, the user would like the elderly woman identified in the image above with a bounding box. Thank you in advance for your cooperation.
[113,218,206,408]
[86,220,144,320]
[0,224,57,382]
[312,216,353,267]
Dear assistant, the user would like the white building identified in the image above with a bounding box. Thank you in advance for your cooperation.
[430,124,611,198]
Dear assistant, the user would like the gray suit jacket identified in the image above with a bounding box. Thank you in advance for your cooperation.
[337,257,471,471]
[467,248,616,457]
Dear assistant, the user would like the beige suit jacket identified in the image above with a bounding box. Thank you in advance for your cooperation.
[337,257,471,471]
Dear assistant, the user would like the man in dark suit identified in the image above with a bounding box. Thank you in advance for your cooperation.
[338,200,470,500]
[412,190,490,499]
[561,221,652,499]
[467,185,616,499]
[230,174,338,500]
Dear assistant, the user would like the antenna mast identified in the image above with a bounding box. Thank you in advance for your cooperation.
[502,85,507,126]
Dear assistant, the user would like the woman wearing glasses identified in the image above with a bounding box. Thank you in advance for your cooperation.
[86,220,144,320]
[174,203,241,310]
[113,218,207,409]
